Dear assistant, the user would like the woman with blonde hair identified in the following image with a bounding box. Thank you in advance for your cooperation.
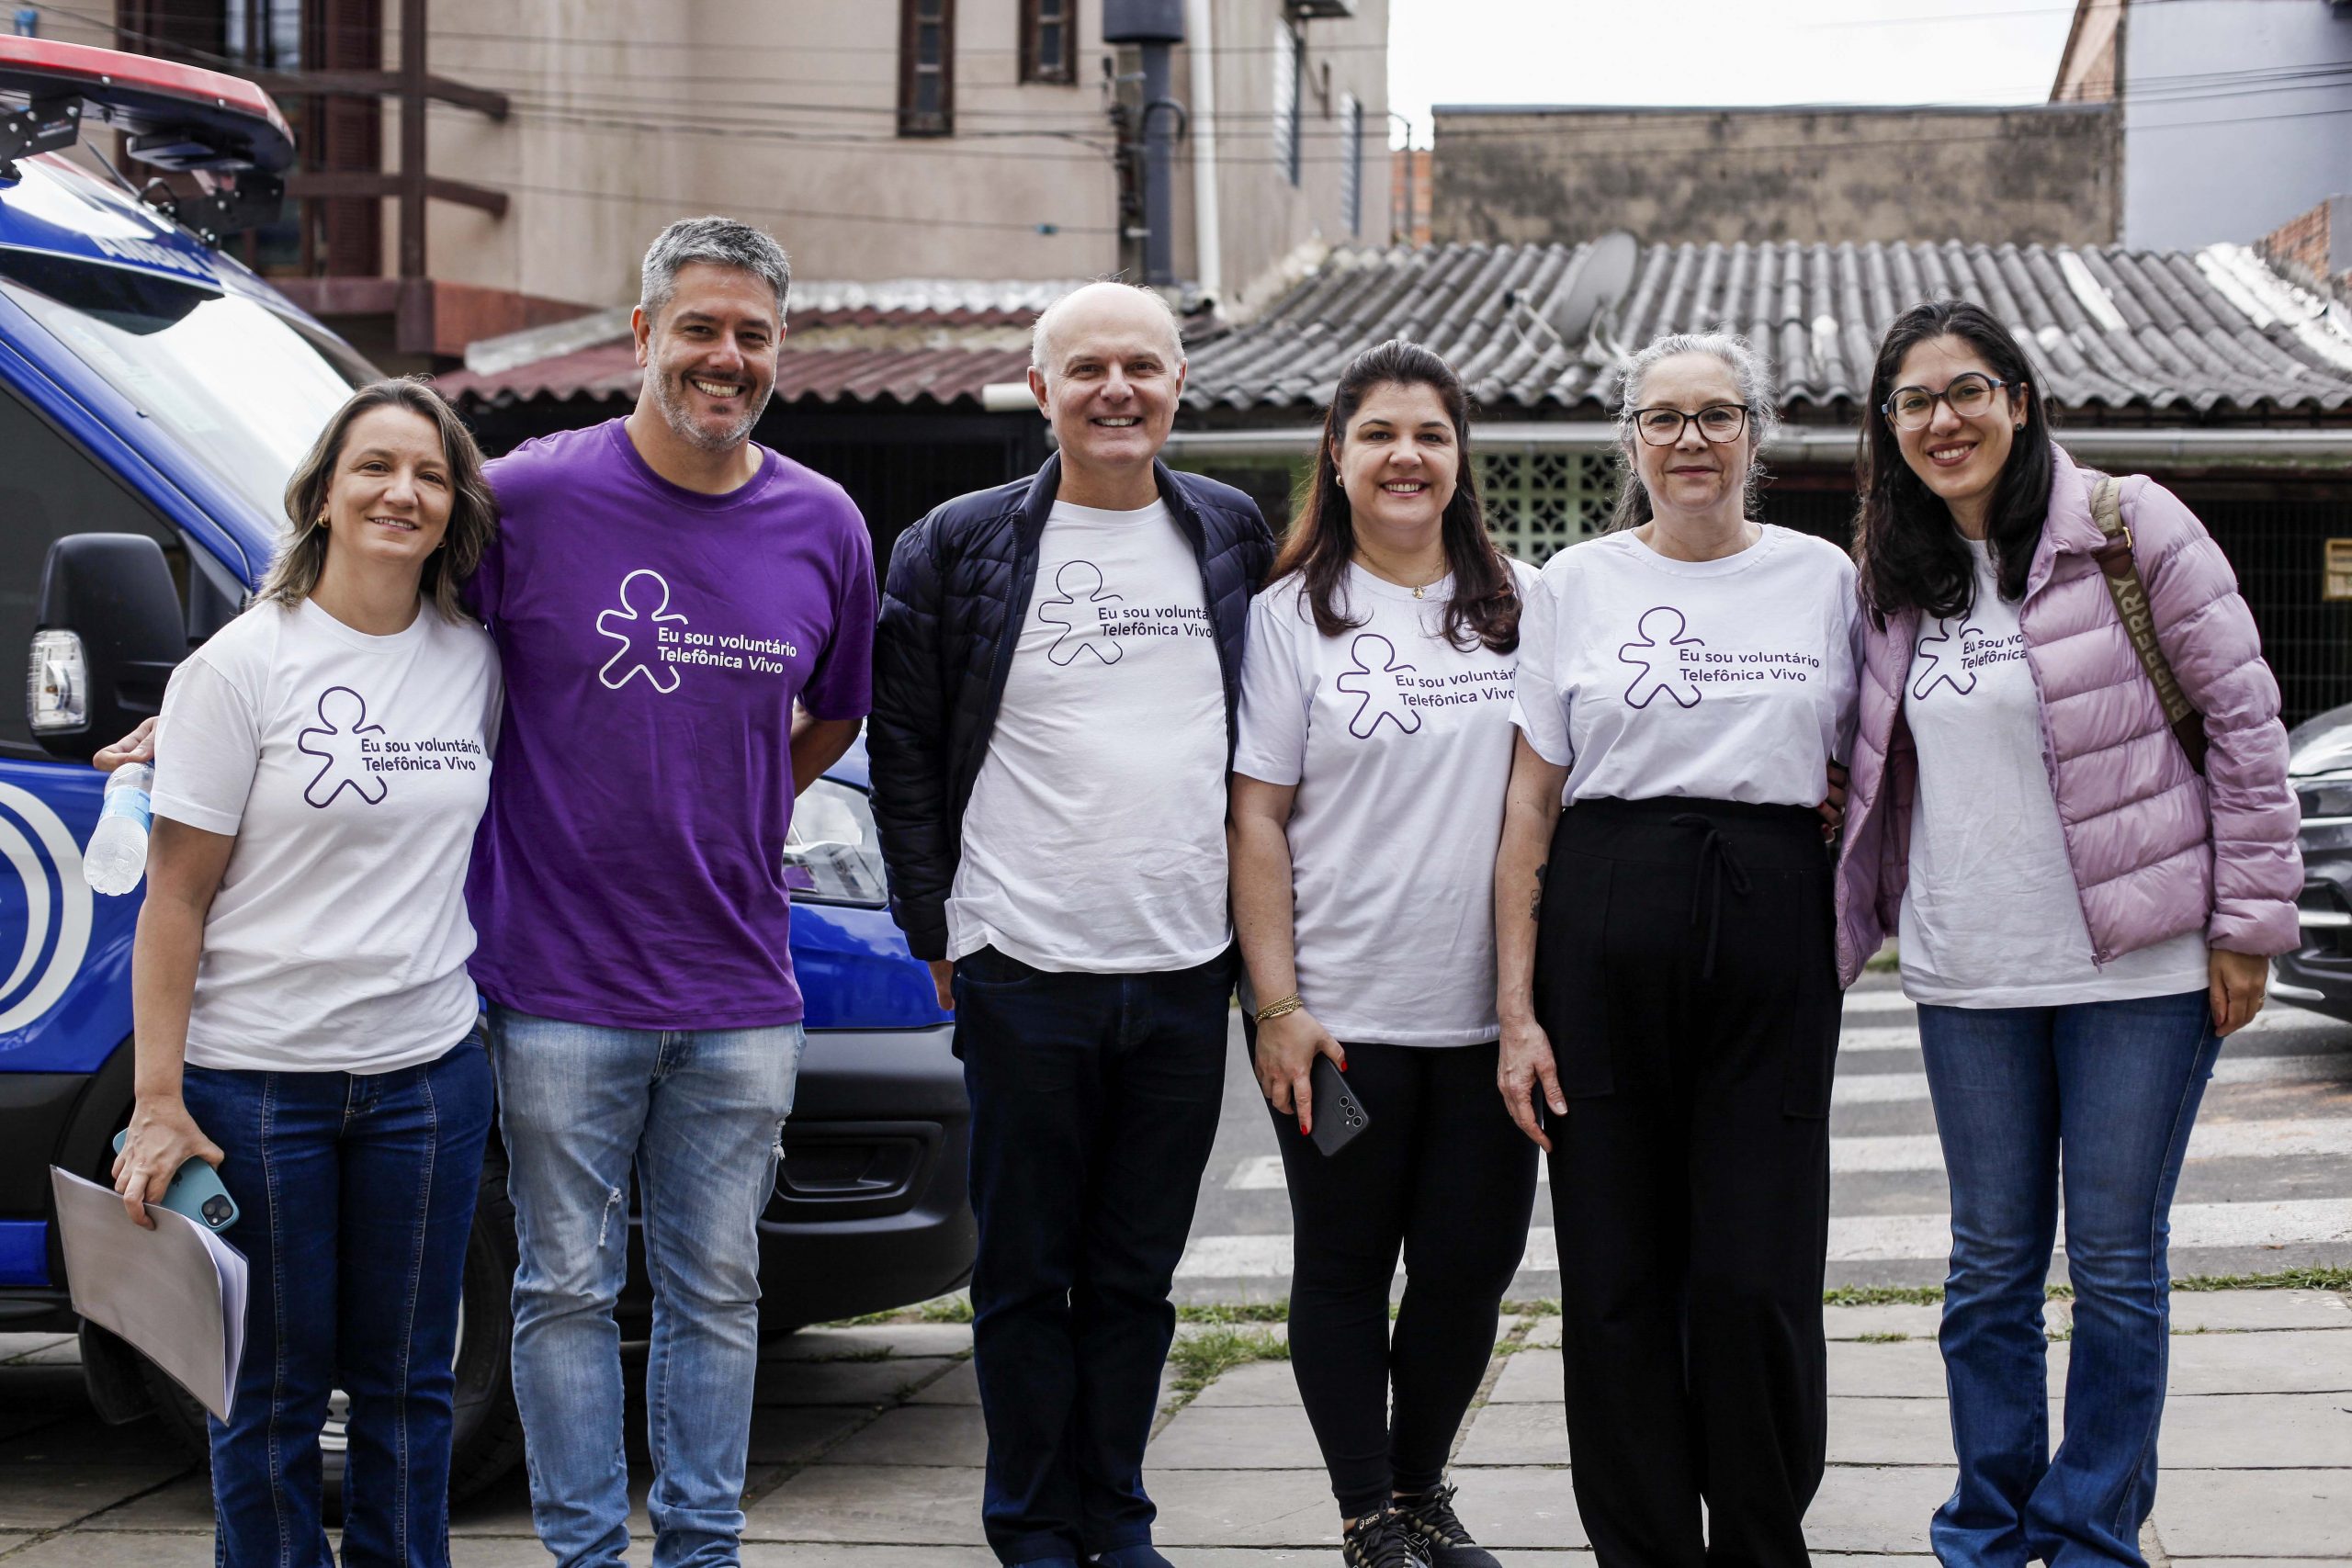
[108,378,503,1567]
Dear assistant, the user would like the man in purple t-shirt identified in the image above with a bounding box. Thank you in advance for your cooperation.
[471,218,876,1568]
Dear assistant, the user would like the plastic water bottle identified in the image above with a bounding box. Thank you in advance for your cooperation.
[85,763,154,896]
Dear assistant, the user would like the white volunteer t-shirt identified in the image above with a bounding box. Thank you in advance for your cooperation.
[153,597,501,1073]
[1510,525,1861,806]
[948,498,1231,972]
[1235,561,1535,1047]
[1899,541,2209,1007]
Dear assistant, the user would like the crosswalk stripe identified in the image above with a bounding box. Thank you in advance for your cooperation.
[1832,1051,2351,1106]
[1841,990,1917,1017]
[1174,1197,2352,1279]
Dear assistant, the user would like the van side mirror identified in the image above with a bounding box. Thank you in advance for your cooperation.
[26,534,187,761]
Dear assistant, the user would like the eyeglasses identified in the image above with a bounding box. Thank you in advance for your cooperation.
[1882,372,2013,431]
[1631,404,1749,446]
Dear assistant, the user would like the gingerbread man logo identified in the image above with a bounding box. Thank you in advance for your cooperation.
[1037,560,1122,666]
[597,569,688,693]
[1334,633,1422,739]
[297,686,388,808]
[1618,606,1704,710]
[1911,615,1979,701]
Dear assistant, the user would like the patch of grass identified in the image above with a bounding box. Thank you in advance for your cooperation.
[1864,942,1900,974]
[1165,1327,1291,1399]
[1856,1331,1911,1344]
[823,1290,975,1328]
[2174,1265,2352,1293]
[1177,1302,1288,1324]
[1822,1284,1943,1307]
[813,1346,896,1363]
[1500,1297,1563,1317]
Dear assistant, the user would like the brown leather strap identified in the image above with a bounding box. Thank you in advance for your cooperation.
[2087,474,2209,774]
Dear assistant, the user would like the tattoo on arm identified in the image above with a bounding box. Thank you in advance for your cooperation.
[1531,863,1546,921]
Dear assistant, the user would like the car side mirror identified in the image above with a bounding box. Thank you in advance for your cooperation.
[26,533,187,761]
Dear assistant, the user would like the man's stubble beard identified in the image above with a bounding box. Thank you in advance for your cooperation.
[650,366,768,454]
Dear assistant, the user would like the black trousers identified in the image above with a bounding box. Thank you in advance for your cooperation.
[1535,796,1839,1568]
[1250,1034,1540,1518]
[955,943,1234,1566]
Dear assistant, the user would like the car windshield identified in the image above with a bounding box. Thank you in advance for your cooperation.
[0,247,371,532]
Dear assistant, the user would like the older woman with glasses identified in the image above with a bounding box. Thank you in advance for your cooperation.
[1837,299,2299,1566]
[1495,332,1859,1567]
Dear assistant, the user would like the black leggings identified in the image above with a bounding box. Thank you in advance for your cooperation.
[1251,1034,1539,1518]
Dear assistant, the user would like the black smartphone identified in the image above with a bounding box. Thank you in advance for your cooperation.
[1307,1055,1371,1158]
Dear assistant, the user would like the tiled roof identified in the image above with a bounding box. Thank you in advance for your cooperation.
[438,277,1082,409]
[1182,239,2352,417]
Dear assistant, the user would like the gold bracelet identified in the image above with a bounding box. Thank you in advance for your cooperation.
[1253,994,1304,1023]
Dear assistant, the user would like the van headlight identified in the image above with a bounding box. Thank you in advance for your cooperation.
[783,780,890,907]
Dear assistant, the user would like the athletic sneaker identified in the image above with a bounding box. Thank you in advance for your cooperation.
[1393,1483,1501,1568]
[1341,1506,1428,1568]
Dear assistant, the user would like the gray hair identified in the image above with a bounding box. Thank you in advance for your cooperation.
[639,216,792,323]
[1608,330,1780,531]
[1030,280,1186,378]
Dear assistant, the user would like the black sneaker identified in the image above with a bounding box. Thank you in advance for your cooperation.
[1341,1506,1428,1568]
[1393,1483,1500,1568]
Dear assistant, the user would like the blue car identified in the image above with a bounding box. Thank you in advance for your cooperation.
[0,36,969,1493]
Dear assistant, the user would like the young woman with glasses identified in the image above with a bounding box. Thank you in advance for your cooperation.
[1835,299,2299,1565]
[1494,332,1860,1567]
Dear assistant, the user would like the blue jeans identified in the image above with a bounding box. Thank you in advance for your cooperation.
[489,1005,807,1568]
[1916,990,2221,1568]
[954,944,1233,1566]
[182,1034,492,1568]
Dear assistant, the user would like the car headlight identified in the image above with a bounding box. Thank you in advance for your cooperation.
[2299,773,2352,826]
[783,779,890,907]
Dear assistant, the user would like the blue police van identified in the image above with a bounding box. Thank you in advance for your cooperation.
[0,37,970,1493]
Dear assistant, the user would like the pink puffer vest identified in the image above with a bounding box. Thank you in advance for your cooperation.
[1834,446,2301,987]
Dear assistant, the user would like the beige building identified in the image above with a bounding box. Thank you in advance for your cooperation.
[67,0,1390,358]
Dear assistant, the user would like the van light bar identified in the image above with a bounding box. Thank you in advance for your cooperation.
[0,37,293,208]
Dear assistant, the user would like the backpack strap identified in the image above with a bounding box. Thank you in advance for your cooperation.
[2086,473,2209,775]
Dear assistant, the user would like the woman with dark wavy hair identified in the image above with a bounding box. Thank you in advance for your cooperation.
[1835,299,2301,1564]
[1229,339,1534,1568]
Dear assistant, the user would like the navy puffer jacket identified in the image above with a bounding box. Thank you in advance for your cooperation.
[869,454,1275,961]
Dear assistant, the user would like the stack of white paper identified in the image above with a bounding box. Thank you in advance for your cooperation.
[49,1167,247,1420]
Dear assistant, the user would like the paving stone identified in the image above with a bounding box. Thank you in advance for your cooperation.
[1149,1402,1322,1469]
[2165,1289,2352,1333]
[1825,1397,1955,1468]
[2164,1329,2352,1395]
[1519,1315,1563,1349]
[69,1472,213,1530]
[1186,1360,1306,1408]
[1806,1465,1952,1554]
[764,1325,975,1362]
[905,1360,979,1406]
[1829,1339,1984,1399]
[755,1357,965,1407]
[735,1547,1002,1568]
[818,1405,986,1467]
[2147,1468,2352,1558]
[741,1463,988,1544]
[0,1464,194,1529]
[0,1335,74,1365]
[0,1412,190,1466]
[1147,1465,1587,1550]
[1823,1305,1944,1341]
[1484,1349,1561,1404]
[1455,1401,1567,1466]
[0,1531,218,1565]
[2153,1392,2352,1469]
[750,1404,878,1466]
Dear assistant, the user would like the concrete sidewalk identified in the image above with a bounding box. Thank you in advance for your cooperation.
[1,1290,2347,1564]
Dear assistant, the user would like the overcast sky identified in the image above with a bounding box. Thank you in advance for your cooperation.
[1388,0,2083,141]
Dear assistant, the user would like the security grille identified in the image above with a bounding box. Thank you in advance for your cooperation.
[1479,449,1615,563]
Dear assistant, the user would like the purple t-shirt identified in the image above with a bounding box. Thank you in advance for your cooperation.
[465,419,876,1029]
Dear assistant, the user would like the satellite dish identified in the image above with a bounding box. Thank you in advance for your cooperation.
[1541,231,1640,351]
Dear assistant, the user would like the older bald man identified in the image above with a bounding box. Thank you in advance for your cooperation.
[870,282,1274,1568]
